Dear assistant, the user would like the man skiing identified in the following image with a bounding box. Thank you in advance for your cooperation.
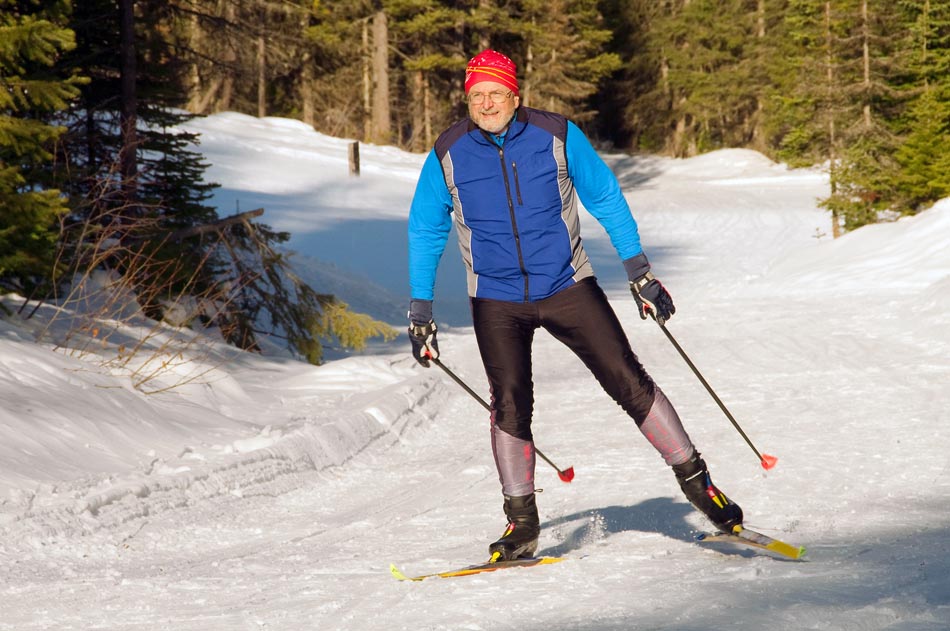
[407,49,743,562]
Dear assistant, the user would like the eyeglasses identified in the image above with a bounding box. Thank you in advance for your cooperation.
[467,90,513,105]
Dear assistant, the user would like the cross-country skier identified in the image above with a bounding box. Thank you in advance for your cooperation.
[407,49,744,561]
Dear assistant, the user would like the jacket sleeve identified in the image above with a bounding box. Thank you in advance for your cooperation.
[565,121,643,260]
[408,149,454,301]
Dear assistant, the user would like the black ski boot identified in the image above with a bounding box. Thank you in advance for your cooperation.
[673,453,743,532]
[488,493,540,561]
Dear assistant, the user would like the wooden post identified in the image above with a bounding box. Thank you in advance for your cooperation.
[349,141,360,177]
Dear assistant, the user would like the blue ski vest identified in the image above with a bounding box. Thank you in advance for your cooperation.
[409,106,642,302]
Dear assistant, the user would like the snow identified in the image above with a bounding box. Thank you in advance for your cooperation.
[2,111,949,630]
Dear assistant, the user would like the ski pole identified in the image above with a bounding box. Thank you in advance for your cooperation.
[428,356,575,483]
[656,323,778,470]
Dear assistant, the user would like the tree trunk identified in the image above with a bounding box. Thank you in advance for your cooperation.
[412,70,425,151]
[861,0,872,130]
[370,10,390,144]
[825,1,842,238]
[478,0,491,50]
[672,112,687,157]
[423,71,432,148]
[750,0,766,150]
[219,0,235,111]
[922,0,931,75]
[191,76,223,114]
[300,5,314,127]
[524,40,534,108]
[301,55,315,126]
[257,34,266,118]
[185,10,203,112]
[362,19,371,140]
[118,0,138,206]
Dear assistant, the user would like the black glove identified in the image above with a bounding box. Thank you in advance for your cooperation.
[630,273,675,325]
[408,299,439,367]
[624,253,676,325]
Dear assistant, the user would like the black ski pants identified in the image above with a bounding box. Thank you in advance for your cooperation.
[471,277,657,443]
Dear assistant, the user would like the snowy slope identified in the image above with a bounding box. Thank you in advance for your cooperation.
[1,114,949,630]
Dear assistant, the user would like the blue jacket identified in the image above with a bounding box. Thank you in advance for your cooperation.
[409,106,643,302]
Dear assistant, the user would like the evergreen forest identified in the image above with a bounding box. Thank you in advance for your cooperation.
[3,0,949,362]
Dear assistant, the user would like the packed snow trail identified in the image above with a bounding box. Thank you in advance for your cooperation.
[1,117,949,630]
[4,308,946,630]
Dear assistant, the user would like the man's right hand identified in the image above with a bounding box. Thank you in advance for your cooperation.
[408,299,439,367]
[409,320,439,367]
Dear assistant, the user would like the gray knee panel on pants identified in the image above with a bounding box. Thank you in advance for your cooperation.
[638,387,695,466]
[491,424,536,496]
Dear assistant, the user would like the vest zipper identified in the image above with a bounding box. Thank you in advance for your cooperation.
[511,161,523,205]
[497,147,530,301]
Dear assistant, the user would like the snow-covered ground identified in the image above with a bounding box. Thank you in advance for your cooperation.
[1,112,949,630]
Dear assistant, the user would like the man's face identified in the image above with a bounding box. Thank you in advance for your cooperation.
[467,80,520,134]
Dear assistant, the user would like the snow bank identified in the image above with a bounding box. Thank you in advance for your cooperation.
[0,300,445,544]
[762,200,950,295]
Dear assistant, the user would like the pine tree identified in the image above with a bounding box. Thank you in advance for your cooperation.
[299,0,375,140]
[893,86,950,207]
[509,0,621,122]
[0,0,82,295]
[745,0,790,153]
[629,0,766,156]
[591,0,662,149]
[892,0,950,211]
[49,0,223,309]
[387,0,468,149]
[210,217,396,363]
[36,0,396,362]
[764,0,830,166]
[818,1,919,232]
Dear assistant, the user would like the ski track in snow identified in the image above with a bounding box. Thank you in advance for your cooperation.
[1,119,949,630]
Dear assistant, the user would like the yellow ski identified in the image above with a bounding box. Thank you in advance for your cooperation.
[697,525,806,560]
[390,556,565,582]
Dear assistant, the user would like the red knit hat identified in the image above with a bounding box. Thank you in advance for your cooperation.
[465,49,519,96]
